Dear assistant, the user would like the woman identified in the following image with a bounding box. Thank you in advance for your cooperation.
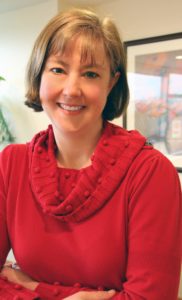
[0,8,181,300]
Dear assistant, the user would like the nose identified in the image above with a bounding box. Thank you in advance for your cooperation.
[62,74,81,98]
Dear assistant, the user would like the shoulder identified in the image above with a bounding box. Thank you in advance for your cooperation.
[109,122,176,172]
[105,122,178,182]
[0,143,27,159]
[135,144,177,174]
[107,122,179,184]
[126,145,180,199]
[0,144,28,173]
[108,122,174,169]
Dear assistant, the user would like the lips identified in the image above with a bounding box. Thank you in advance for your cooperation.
[57,103,85,111]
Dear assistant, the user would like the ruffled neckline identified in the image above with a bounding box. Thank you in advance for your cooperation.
[28,122,146,222]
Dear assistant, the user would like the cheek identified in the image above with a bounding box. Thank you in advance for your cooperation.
[86,84,109,103]
[39,79,49,102]
[39,77,57,102]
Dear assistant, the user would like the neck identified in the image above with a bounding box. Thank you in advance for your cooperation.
[53,123,104,169]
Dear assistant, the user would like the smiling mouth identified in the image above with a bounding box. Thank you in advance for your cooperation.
[57,103,85,111]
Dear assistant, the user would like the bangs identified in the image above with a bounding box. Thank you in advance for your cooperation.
[48,26,106,65]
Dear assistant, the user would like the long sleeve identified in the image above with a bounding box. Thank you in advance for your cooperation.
[113,152,182,299]
[0,149,39,299]
[35,282,91,299]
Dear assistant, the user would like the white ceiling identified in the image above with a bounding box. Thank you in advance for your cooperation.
[0,0,47,13]
[0,0,111,14]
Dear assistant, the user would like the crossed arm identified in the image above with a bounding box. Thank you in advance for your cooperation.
[0,264,116,300]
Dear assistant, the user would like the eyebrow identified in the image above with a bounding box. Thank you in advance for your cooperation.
[48,57,105,70]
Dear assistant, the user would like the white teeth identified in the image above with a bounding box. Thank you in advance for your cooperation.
[59,103,83,111]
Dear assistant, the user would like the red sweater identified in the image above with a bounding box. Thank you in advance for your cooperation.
[0,122,181,299]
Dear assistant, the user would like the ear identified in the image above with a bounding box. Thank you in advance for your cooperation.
[108,71,120,93]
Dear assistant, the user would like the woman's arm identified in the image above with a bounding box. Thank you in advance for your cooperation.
[112,152,182,299]
[0,263,38,290]
[0,265,116,300]
[0,150,39,299]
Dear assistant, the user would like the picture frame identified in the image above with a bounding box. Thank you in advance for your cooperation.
[124,32,182,172]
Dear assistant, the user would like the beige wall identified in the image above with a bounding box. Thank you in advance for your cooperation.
[59,0,182,40]
[95,0,182,40]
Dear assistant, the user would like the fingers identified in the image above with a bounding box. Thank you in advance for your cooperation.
[0,265,38,291]
[79,289,116,299]
[96,290,116,299]
[63,290,116,300]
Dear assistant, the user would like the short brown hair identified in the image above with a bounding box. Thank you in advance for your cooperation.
[25,8,129,120]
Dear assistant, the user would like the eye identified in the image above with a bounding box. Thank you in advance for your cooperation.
[84,71,99,79]
[51,68,65,74]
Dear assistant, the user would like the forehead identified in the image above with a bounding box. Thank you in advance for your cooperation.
[48,35,110,67]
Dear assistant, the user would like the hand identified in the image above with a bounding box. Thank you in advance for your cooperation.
[0,264,39,291]
[63,289,116,300]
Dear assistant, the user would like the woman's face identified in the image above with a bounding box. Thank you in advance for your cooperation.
[39,38,118,136]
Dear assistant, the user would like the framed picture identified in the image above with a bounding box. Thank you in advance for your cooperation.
[124,32,182,172]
